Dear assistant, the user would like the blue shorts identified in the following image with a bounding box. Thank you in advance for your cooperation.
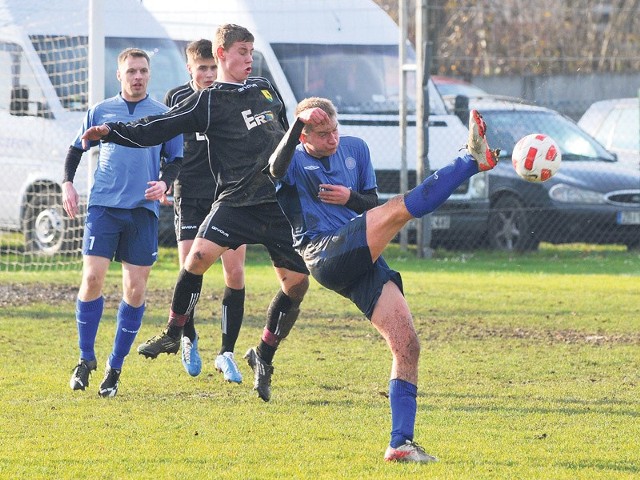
[301,215,403,319]
[83,205,158,266]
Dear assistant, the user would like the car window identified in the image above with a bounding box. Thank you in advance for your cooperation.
[594,109,621,148]
[482,110,614,160]
[0,41,49,117]
[609,107,638,151]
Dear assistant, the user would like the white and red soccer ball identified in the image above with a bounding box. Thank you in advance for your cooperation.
[511,133,562,182]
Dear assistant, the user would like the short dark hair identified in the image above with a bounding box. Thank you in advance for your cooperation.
[186,39,215,63]
[117,48,150,66]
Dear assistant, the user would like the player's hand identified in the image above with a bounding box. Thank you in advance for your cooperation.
[159,184,174,206]
[81,125,110,149]
[145,180,168,201]
[159,193,173,206]
[318,184,351,205]
[297,107,330,127]
[62,181,79,218]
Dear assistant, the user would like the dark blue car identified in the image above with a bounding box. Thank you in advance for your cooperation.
[431,99,640,251]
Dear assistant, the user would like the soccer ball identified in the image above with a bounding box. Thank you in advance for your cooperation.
[511,134,562,182]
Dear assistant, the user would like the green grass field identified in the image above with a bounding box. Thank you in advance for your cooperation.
[1,244,639,479]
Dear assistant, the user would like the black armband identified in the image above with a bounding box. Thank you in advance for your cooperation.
[159,157,183,193]
[267,118,305,178]
[345,188,379,214]
[63,146,84,183]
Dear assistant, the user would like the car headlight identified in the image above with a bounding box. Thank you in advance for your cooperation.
[548,184,606,204]
[467,171,488,199]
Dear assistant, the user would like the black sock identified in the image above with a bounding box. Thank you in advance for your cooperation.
[220,287,245,354]
[183,310,196,341]
[170,269,203,321]
[257,342,276,365]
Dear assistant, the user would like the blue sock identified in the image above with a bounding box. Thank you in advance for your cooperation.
[76,297,104,362]
[404,155,478,218]
[389,378,418,448]
[108,300,144,370]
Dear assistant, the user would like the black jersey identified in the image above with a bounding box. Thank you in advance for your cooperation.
[164,82,216,200]
[105,77,289,207]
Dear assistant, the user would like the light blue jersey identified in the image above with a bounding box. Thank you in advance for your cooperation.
[275,135,377,247]
[71,94,183,217]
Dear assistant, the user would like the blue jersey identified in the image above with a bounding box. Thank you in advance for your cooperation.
[274,135,377,247]
[71,94,183,217]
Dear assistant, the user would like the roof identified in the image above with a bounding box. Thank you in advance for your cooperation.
[142,0,399,44]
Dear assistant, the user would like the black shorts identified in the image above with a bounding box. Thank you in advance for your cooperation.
[301,215,403,319]
[198,202,309,274]
[174,197,214,242]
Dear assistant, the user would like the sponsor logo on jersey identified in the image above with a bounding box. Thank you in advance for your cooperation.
[261,90,273,102]
[238,83,258,93]
[242,109,275,130]
[345,156,357,170]
[102,113,117,119]
[304,165,320,170]
[196,132,207,141]
[181,225,199,230]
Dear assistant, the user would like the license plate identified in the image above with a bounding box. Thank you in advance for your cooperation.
[430,215,450,230]
[617,211,640,225]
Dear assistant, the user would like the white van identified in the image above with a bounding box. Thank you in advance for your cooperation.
[144,0,491,244]
[0,0,188,254]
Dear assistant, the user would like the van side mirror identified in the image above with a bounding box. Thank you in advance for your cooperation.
[454,94,469,125]
[10,86,29,116]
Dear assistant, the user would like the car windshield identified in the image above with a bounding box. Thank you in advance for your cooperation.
[30,35,187,111]
[482,109,615,161]
[271,43,434,115]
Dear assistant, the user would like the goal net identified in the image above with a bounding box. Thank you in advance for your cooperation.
[0,12,89,271]
[0,0,188,271]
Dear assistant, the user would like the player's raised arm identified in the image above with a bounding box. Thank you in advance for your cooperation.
[84,90,209,150]
[268,106,329,178]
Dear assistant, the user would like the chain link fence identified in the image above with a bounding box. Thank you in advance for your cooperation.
[1,0,639,270]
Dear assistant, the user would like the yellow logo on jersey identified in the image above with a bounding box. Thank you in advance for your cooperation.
[261,90,273,102]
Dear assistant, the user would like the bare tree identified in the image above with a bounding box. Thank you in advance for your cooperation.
[373,0,640,74]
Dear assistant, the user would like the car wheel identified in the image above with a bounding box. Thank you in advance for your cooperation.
[22,188,78,255]
[488,195,539,251]
[626,239,640,251]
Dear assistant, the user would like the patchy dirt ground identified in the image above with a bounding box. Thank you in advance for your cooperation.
[0,283,173,309]
[3,283,639,345]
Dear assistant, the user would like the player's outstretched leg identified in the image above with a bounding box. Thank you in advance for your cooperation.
[403,109,500,220]
[467,109,499,170]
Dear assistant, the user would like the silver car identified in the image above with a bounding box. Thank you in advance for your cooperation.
[578,98,639,170]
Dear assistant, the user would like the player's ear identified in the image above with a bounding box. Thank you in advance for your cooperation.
[216,46,226,61]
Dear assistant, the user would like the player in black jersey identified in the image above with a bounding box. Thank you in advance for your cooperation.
[82,24,311,402]
[160,39,246,383]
